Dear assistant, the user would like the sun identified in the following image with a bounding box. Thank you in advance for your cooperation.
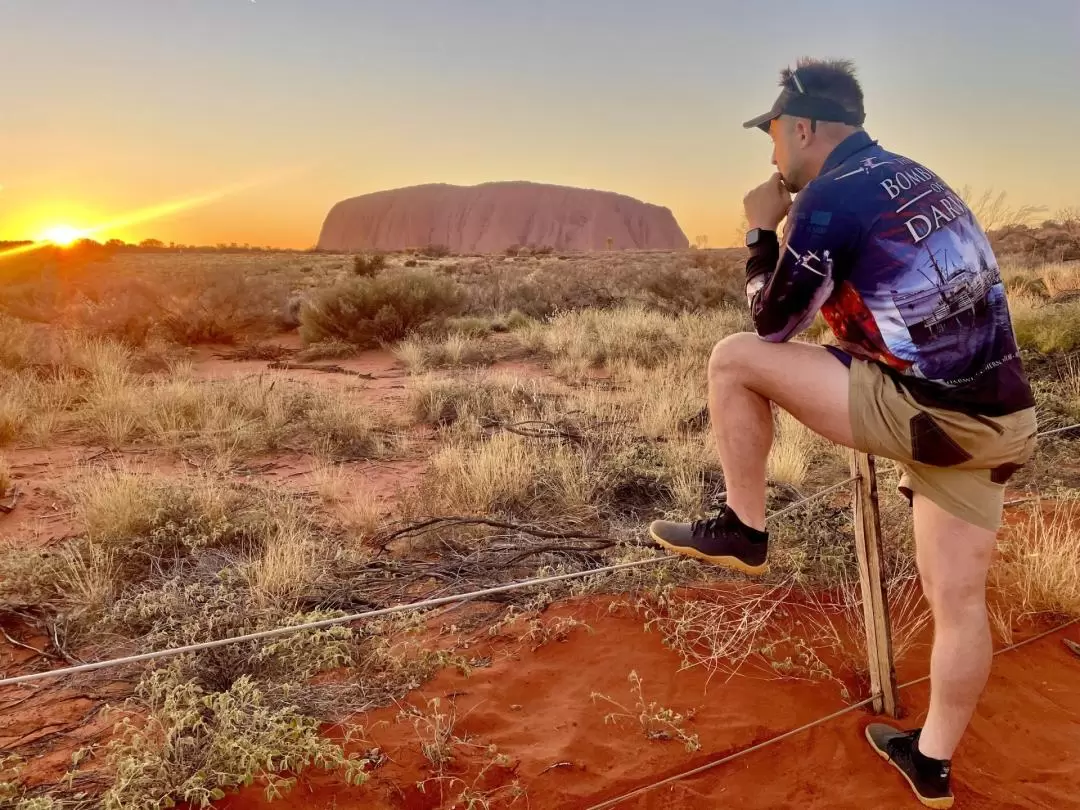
[36,225,88,246]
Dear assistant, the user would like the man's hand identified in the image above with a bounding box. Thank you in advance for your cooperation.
[743,173,793,231]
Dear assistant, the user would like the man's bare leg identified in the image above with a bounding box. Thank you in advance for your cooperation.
[912,493,996,760]
[705,332,857,530]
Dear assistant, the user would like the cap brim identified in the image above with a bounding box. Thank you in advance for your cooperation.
[742,110,778,131]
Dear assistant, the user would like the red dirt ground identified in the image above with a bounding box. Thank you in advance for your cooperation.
[210,596,1080,810]
[4,346,1079,808]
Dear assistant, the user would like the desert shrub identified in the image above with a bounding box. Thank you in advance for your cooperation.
[634,261,746,314]
[500,309,534,331]
[421,244,451,258]
[0,755,64,809]
[991,222,1080,264]
[352,253,386,277]
[444,251,748,318]
[102,663,371,810]
[107,575,356,688]
[444,315,495,338]
[157,271,289,344]
[68,471,256,584]
[295,339,356,361]
[0,541,62,614]
[0,315,42,370]
[299,270,465,348]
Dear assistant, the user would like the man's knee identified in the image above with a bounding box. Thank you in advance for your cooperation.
[925,578,987,624]
[708,332,762,382]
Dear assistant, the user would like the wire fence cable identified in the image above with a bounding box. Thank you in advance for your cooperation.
[584,614,1080,810]
[0,477,857,689]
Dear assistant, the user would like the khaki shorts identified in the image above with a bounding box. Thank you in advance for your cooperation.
[848,357,1037,532]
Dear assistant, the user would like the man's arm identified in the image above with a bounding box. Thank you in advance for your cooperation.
[744,189,859,342]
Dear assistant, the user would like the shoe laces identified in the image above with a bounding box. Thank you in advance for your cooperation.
[886,729,921,760]
[691,511,727,536]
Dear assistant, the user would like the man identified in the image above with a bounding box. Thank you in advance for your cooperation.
[649,58,1037,808]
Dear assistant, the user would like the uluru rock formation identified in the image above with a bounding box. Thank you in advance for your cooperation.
[316,181,689,253]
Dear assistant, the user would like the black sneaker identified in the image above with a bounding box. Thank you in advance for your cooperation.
[865,724,954,809]
[648,506,769,576]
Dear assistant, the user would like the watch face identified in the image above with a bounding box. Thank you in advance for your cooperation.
[745,228,761,247]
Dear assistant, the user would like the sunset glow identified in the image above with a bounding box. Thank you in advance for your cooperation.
[36,225,88,246]
[1,3,1077,248]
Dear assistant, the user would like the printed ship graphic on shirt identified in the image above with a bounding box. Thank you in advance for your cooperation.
[890,247,1001,347]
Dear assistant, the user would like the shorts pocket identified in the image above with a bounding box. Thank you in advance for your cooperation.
[909,412,973,467]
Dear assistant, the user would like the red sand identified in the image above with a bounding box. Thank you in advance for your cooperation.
[210,596,1080,810]
[4,348,1078,808]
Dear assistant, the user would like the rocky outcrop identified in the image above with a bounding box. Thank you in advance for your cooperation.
[317,181,688,252]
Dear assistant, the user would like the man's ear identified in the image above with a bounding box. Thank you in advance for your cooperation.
[794,118,814,146]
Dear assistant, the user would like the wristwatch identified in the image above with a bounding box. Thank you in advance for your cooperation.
[745,228,777,248]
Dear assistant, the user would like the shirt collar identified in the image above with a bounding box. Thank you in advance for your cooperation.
[821,131,876,175]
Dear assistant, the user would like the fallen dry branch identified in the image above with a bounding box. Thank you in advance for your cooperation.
[374,516,607,549]
[266,360,374,378]
[481,418,585,444]
[0,626,50,659]
[0,485,19,513]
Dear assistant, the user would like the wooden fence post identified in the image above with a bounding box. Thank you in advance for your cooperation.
[851,450,899,716]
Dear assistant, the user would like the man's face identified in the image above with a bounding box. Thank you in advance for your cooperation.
[768,117,808,192]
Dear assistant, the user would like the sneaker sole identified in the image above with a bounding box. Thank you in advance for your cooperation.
[649,529,768,576]
[863,726,954,809]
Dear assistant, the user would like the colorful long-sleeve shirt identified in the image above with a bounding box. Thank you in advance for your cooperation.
[745,130,1034,417]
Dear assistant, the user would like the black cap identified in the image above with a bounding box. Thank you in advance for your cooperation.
[742,70,864,132]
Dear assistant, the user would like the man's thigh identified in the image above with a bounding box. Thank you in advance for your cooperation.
[713,333,856,448]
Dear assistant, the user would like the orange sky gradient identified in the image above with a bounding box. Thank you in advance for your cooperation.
[3,1,1078,250]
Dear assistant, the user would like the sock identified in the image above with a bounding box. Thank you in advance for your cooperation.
[725,505,769,544]
[912,731,951,782]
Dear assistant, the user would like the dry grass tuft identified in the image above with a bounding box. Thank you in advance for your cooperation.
[614,358,707,440]
[340,483,386,542]
[0,314,39,370]
[425,433,550,516]
[407,372,544,429]
[521,306,745,376]
[305,393,399,459]
[1040,262,1080,299]
[246,503,323,609]
[1009,292,1080,353]
[394,334,494,374]
[767,408,820,488]
[992,499,1080,617]
[308,458,351,505]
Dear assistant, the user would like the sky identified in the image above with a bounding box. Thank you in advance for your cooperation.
[2,0,1078,249]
